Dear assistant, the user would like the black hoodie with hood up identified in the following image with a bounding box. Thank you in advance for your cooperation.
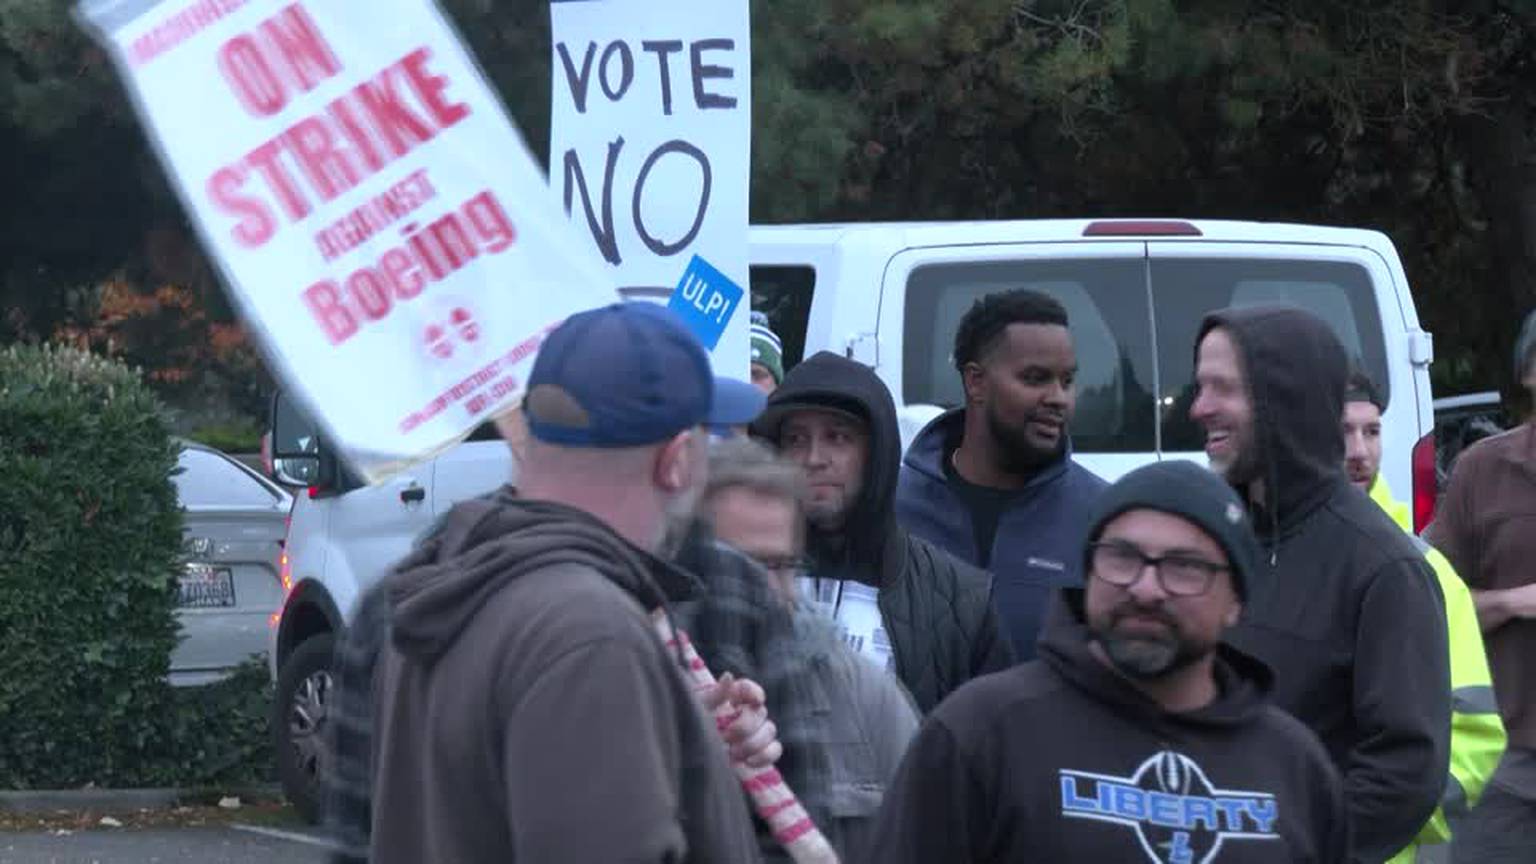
[1199,305,1450,863]
[860,595,1348,864]
[752,352,1014,712]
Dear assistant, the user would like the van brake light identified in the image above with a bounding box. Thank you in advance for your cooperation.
[1083,220,1203,237]
[1411,431,1437,534]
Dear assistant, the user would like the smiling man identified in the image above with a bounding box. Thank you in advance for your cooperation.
[1190,304,1449,864]
[898,289,1106,660]
[752,352,1013,712]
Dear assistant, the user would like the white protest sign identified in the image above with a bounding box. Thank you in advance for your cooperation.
[77,0,620,482]
[549,0,751,376]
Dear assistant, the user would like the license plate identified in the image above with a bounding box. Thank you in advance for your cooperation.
[179,564,235,608]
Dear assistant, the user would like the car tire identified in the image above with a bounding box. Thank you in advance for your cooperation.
[274,633,336,824]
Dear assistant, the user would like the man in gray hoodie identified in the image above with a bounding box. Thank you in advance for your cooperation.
[364,303,769,864]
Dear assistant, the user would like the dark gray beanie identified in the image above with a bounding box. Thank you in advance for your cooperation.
[1516,309,1536,381]
[1082,460,1262,600]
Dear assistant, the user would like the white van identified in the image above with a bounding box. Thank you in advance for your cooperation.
[265,218,1438,818]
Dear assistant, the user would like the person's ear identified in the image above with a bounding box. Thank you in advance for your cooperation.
[1224,599,1243,629]
[962,362,988,405]
[493,407,529,466]
[654,430,698,494]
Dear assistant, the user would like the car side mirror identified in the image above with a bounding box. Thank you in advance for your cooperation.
[269,391,336,492]
[273,456,321,488]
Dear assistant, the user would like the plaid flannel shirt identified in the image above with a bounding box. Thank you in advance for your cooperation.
[321,507,840,863]
[322,575,391,864]
[670,524,840,858]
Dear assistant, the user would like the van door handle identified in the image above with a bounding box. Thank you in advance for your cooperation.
[400,486,426,504]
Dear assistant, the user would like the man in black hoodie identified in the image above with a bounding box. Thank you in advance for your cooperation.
[752,351,1013,712]
[1191,304,1450,863]
[864,460,1348,864]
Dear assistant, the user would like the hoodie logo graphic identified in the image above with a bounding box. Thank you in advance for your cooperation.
[1059,751,1279,864]
[1027,556,1066,572]
[1224,503,1243,525]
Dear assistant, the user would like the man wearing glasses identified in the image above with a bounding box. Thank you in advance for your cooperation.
[701,436,919,864]
[863,461,1347,864]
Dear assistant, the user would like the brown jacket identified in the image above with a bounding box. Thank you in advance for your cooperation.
[368,494,760,864]
[1428,424,1536,749]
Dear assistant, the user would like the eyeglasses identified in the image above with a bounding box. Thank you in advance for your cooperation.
[1088,541,1228,598]
[751,555,810,579]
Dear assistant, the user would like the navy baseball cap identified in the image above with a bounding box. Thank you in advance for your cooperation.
[524,303,766,447]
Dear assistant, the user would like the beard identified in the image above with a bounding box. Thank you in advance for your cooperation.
[656,482,704,560]
[1211,429,1262,487]
[1090,605,1215,679]
[986,404,1064,475]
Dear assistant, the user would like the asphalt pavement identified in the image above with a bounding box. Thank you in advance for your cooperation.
[0,824,331,864]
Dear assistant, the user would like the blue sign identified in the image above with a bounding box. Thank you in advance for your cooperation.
[667,255,744,351]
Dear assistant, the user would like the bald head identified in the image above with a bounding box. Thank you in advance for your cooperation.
[518,429,709,553]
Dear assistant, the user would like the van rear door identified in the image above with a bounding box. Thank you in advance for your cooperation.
[1145,242,1405,496]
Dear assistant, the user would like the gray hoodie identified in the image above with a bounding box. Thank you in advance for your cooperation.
[368,492,760,864]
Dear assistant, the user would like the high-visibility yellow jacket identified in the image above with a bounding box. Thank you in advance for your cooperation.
[1372,478,1507,864]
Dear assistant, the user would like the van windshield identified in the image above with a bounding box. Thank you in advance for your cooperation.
[901,254,1390,454]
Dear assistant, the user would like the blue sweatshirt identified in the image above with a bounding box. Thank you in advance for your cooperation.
[896,409,1105,660]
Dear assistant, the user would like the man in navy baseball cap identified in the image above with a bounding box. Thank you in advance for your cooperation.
[357,302,774,864]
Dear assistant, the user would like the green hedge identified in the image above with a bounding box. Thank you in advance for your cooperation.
[186,422,264,455]
[0,344,271,789]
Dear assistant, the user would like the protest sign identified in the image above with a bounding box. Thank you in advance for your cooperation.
[669,255,744,351]
[77,0,620,482]
[549,0,752,375]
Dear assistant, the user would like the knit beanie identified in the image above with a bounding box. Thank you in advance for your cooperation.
[1082,460,1262,601]
[1343,365,1384,412]
[750,311,784,385]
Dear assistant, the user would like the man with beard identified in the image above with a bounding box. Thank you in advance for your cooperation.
[1191,305,1449,864]
[898,289,1106,660]
[339,303,775,864]
[752,352,1013,712]
[863,461,1347,863]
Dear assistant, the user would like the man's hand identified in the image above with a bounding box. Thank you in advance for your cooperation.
[1475,583,1536,632]
[702,673,782,769]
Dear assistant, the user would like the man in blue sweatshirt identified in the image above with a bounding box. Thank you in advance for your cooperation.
[897,289,1106,660]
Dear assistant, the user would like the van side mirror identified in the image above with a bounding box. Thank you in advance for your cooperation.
[269,391,335,491]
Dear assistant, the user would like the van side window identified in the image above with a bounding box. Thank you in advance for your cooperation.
[1153,258,1389,452]
[750,265,816,369]
[902,259,1156,453]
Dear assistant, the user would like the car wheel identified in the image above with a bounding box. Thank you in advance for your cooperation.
[274,633,335,824]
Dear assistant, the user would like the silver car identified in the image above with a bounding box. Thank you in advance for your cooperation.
[171,440,293,686]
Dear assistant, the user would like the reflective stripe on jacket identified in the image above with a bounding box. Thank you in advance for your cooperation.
[1373,478,1507,864]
